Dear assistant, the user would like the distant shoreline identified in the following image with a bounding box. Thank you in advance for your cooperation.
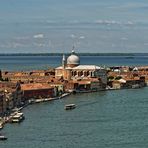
[0,53,148,56]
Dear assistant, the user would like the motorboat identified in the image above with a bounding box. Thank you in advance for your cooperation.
[0,134,7,140]
[64,104,76,110]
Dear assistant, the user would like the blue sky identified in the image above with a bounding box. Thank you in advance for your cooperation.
[0,0,148,53]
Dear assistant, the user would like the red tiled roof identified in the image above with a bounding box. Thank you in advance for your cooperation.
[21,83,53,90]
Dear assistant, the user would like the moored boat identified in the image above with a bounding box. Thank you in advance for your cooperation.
[11,112,25,123]
[0,118,4,129]
[0,122,4,130]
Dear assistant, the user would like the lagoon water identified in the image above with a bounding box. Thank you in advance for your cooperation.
[0,55,148,71]
[1,56,148,148]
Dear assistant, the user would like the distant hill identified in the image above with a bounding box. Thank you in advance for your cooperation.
[0,53,147,56]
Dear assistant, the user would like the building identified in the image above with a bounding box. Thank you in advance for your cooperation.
[50,83,64,95]
[2,69,55,83]
[55,50,107,91]
[109,77,145,90]
[65,78,105,92]
[21,83,56,100]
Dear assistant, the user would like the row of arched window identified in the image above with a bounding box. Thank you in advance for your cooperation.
[71,71,95,77]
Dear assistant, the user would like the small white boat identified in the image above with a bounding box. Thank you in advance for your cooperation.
[64,104,76,110]
[0,135,7,140]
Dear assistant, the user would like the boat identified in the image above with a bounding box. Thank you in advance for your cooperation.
[0,122,4,130]
[11,112,25,123]
[64,104,76,110]
[0,134,7,140]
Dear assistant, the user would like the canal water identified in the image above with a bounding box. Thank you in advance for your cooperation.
[1,55,148,148]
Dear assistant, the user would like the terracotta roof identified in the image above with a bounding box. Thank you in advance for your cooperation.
[21,83,53,90]
[78,81,91,85]
[123,77,140,81]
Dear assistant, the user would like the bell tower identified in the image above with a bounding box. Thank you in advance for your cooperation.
[62,54,66,69]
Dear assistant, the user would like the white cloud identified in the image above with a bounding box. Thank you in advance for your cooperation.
[70,34,76,38]
[14,36,30,40]
[0,42,28,48]
[33,43,46,47]
[94,20,134,26]
[95,20,120,25]
[121,37,128,41]
[79,36,85,39]
[33,34,44,39]
[144,43,148,46]
[126,21,134,25]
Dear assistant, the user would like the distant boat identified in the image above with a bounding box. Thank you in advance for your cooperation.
[64,104,76,110]
[125,56,134,59]
[10,112,25,123]
[0,134,7,140]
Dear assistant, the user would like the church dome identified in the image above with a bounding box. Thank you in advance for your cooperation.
[67,50,80,65]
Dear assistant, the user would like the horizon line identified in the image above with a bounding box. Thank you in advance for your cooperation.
[0,52,148,56]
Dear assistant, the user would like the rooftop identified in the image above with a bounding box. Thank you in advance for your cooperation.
[21,83,53,90]
[56,65,103,70]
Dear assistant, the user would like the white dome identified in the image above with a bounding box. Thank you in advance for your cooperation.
[67,53,80,65]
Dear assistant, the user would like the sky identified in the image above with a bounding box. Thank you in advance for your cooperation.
[0,0,148,53]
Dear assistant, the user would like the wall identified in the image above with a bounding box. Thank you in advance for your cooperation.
[23,88,54,100]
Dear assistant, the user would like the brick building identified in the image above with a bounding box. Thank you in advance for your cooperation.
[21,83,56,100]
